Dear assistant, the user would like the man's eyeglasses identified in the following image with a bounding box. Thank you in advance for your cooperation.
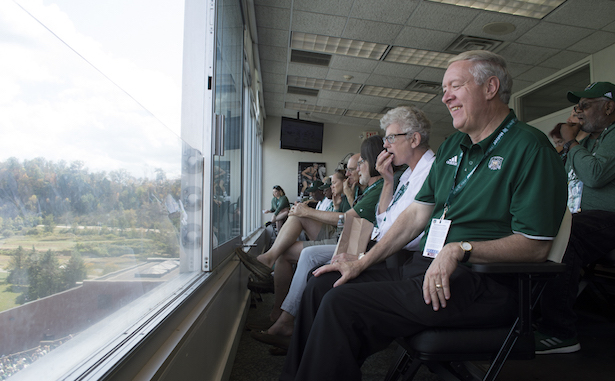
[574,99,603,113]
[383,132,409,144]
[346,166,357,173]
[357,159,366,166]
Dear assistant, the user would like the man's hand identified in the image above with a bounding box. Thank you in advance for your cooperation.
[422,243,462,311]
[313,257,364,287]
[289,202,312,218]
[330,252,359,263]
[343,178,355,198]
[560,122,582,142]
[376,150,395,183]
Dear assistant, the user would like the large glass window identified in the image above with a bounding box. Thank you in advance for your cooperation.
[210,0,243,266]
[0,1,199,378]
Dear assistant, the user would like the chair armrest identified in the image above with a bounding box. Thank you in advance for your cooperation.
[471,262,565,274]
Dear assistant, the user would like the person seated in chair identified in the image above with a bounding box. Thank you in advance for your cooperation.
[280,50,567,381]
[250,105,435,352]
[302,180,325,209]
[238,137,385,281]
[536,82,615,354]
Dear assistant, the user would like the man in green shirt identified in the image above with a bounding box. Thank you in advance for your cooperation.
[537,82,615,354]
[281,50,567,381]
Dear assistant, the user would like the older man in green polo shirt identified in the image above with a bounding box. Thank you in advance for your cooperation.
[280,50,567,381]
[536,82,615,354]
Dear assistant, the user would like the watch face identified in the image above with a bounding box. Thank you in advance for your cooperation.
[461,242,472,251]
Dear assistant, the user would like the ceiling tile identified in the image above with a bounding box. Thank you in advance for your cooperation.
[254,5,291,31]
[263,92,285,103]
[291,11,347,35]
[498,43,559,66]
[415,67,447,82]
[544,0,615,30]
[539,51,589,69]
[318,90,357,102]
[461,12,539,42]
[342,18,403,45]
[394,26,458,51]
[261,71,286,85]
[567,31,615,54]
[254,0,292,9]
[516,22,593,50]
[337,116,376,126]
[258,45,288,62]
[260,59,287,74]
[602,20,615,33]
[316,98,351,109]
[329,55,379,73]
[262,83,286,94]
[326,68,370,83]
[256,27,290,47]
[286,63,330,78]
[365,74,410,88]
[352,94,394,107]
[507,62,533,77]
[373,61,423,79]
[406,1,479,34]
[515,66,560,82]
[293,0,354,17]
[349,0,417,24]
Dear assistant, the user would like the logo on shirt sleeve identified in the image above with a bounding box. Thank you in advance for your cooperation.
[488,156,504,170]
[445,155,458,166]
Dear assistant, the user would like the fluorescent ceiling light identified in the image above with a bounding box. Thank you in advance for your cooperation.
[344,110,385,120]
[287,76,362,93]
[285,102,346,115]
[384,47,455,68]
[361,86,437,103]
[291,32,388,60]
[427,0,566,19]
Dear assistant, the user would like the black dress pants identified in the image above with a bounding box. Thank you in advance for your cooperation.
[280,252,517,381]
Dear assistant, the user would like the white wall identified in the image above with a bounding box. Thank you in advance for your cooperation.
[261,116,377,218]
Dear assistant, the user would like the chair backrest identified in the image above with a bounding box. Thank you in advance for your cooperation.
[547,209,572,264]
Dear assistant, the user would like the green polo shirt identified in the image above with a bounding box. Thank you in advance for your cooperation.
[337,195,352,213]
[353,178,384,224]
[271,195,290,216]
[566,122,615,213]
[415,111,567,250]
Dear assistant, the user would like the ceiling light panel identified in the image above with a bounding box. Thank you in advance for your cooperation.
[291,32,388,60]
[361,86,437,103]
[384,47,455,68]
[287,76,362,93]
[344,110,385,120]
[427,0,566,19]
[285,102,346,115]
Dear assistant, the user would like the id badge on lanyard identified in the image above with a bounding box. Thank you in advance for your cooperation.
[422,217,451,258]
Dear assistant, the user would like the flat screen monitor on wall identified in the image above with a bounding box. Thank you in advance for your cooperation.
[280,117,324,153]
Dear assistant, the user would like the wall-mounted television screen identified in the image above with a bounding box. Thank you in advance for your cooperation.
[280,117,324,153]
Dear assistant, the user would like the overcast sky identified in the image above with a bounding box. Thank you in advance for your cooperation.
[0,0,185,178]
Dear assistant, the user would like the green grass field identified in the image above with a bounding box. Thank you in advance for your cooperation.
[0,272,20,311]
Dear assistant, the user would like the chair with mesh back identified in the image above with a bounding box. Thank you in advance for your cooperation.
[384,210,572,381]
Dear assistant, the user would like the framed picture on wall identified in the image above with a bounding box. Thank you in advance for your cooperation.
[298,162,326,197]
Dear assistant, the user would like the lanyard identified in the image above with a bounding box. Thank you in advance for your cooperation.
[355,178,384,206]
[441,118,516,219]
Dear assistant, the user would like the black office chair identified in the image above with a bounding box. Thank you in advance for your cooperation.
[384,211,572,381]
[578,249,615,304]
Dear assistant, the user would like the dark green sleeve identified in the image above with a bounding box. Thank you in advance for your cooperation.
[274,195,290,216]
[352,182,383,224]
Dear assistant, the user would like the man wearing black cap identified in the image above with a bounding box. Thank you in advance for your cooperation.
[302,180,325,209]
[536,82,615,354]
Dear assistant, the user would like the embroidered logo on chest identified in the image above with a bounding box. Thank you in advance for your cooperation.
[488,156,504,170]
[446,156,458,166]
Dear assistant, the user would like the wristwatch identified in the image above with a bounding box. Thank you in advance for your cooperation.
[459,241,472,263]
[562,139,577,153]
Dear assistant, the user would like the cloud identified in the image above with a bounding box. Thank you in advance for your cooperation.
[0,0,185,179]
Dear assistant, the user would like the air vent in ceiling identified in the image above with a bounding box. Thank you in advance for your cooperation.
[406,80,442,94]
[291,49,332,66]
[288,86,319,97]
[444,35,504,54]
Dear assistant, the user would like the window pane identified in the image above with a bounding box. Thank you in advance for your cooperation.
[520,66,591,123]
[212,0,243,247]
[0,1,195,378]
